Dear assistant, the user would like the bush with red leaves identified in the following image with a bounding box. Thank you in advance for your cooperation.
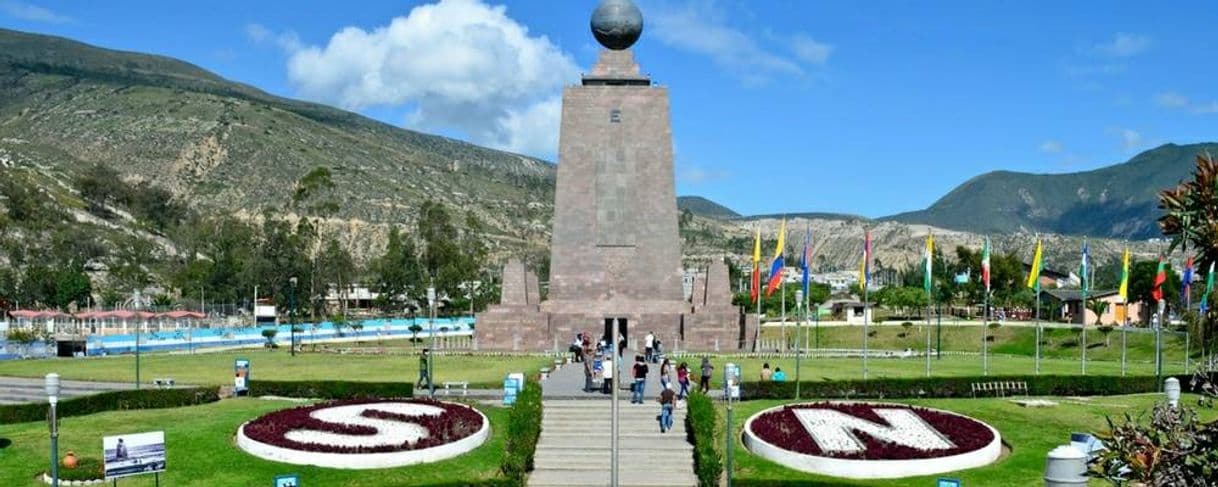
[242,398,484,454]
[749,402,995,460]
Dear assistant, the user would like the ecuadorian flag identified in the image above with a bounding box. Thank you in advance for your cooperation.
[765,219,786,296]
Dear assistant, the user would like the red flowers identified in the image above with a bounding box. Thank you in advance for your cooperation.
[242,398,484,454]
[749,402,995,460]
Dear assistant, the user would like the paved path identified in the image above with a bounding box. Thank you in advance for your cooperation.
[0,376,135,405]
[543,349,715,400]
[529,400,696,487]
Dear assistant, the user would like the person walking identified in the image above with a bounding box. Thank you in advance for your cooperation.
[582,342,595,392]
[659,358,672,390]
[570,332,584,363]
[644,331,656,362]
[676,361,691,399]
[760,362,772,381]
[699,357,714,394]
[631,354,649,403]
[416,348,432,389]
[602,350,615,394]
[658,382,676,433]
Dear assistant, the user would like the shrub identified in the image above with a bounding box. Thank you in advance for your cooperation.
[742,374,1199,400]
[500,380,541,484]
[988,322,1001,329]
[251,380,412,399]
[686,392,722,487]
[0,387,220,424]
[57,457,104,481]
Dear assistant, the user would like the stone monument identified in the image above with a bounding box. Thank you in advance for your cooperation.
[477,0,756,352]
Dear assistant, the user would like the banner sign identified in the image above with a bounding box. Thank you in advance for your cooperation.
[274,473,300,487]
[235,358,251,395]
[103,431,166,479]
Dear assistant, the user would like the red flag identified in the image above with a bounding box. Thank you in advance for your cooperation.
[750,265,760,303]
[1152,257,1167,302]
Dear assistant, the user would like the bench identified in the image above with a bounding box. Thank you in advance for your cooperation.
[971,381,1028,398]
[152,378,176,389]
[442,381,469,396]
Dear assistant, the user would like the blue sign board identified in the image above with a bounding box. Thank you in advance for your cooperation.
[274,473,300,487]
[937,478,961,487]
[503,377,521,406]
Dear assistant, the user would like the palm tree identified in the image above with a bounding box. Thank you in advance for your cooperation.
[1087,299,1110,326]
[1159,151,1218,270]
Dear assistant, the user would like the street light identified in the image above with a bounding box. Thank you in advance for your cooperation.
[46,373,60,487]
[132,290,144,390]
[289,277,298,357]
[427,284,437,398]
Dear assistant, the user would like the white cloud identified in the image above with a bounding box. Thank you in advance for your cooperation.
[1092,33,1151,57]
[677,163,729,184]
[273,0,579,158]
[647,0,828,84]
[0,0,71,23]
[790,34,833,65]
[1039,140,1063,154]
[1153,91,1218,114]
[246,23,303,53]
[1110,128,1143,150]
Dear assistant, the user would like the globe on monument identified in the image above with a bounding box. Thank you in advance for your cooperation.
[590,0,643,50]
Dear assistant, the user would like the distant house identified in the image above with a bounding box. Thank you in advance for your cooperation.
[1023,263,1079,289]
[825,297,872,325]
[1042,289,1141,326]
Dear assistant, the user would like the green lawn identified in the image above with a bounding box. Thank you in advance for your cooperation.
[756,323,1191,365]
[0,398,508,486]
[0,350,551,389]
[722,393,1218,486]
[670,354,1176,390]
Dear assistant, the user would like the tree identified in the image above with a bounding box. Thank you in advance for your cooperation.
[1087,299,1110,326]
[1129,260,1181,319]
[1159,152,1218,271]
[372,227,422,314]
[76,163,127,215]
[317,237,355,321]
[261,328,278,348]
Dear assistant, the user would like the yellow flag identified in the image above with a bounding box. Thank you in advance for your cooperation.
[752,228,761,265]
[1025,239,1043,289]
[772,219,786,260]
[1119,247,1130,301]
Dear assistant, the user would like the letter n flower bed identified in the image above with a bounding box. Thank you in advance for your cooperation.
[237,398,490,469]
[742,401,1002,479]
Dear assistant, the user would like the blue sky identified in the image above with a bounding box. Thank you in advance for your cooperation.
[2,0,1216,217]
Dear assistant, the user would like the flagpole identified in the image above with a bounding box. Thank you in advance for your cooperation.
[1081,240,1088,376]
[863,283,869,380]
[781,281,787,351]
[1035,286,1041,375]
[983,289,989,376]
[925,287,932,378]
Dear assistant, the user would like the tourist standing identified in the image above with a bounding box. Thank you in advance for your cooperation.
[571,332,584,363]
[582,342,595,392]
[631,354,649,403]
[659,358,672,390]
[602,351,615,394]
[699,357,714,393]
[760,362,772,381]
[676,362,691,399]
[416,348,431,389]
[644,331,655,362]
[658,382,676,433]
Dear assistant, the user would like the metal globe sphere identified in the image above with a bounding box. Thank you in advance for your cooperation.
[590,0,643,50]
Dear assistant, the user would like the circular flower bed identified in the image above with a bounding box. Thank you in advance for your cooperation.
[743,401,1002,479]
[237,398,489,469]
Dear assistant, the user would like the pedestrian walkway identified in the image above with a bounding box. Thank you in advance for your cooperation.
[543,349,710,400]
[528,400,697,487]
[0,376,134,405]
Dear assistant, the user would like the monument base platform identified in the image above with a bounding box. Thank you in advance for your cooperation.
[475,308,757,353]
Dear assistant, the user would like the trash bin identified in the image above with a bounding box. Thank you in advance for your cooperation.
[1044,445,1088,486]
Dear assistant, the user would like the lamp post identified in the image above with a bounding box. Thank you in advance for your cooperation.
[132,290,143,390]
[427,284,437,398]
[794,289,803,400]
[289,277,298,357]
[46,373,60,487]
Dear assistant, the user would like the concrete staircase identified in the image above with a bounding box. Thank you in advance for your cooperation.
[529,400,697,487]
[0,376,134,405]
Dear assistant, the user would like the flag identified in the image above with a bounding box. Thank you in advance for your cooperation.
[1152,257,1167,302]
[765,219,786,296]
[923,233,934,294]
[1079,239,1090,294]
[800,227,811,300]
[1201,262,1215,314]
[981,237,991,293]
[1118,247,1130,302]
[859,230,872,289]
[750,228,761,304]
[1182,256,1195,307]
[1026,239,1043,291]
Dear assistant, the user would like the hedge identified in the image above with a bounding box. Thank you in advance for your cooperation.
[0,387,221,424]
[499,379,542,485]
[250,380,412,399]
[686,391,723,487]
[743,374,1199,400]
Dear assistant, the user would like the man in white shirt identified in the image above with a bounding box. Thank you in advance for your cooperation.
[644,331,655,363]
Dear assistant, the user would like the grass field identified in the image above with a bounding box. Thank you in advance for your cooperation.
[757,322,1192,363]
[0,398,508,486]
[722,393,1218,486]
[0,349,552,388]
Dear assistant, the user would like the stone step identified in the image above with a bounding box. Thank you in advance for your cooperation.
[528,469,697,487]
[535,450,692,464]
[537,438,692,450]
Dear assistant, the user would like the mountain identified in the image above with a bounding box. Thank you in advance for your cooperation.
[0,28,556,263]
[677,196,740,219]
[885,143,1218,239]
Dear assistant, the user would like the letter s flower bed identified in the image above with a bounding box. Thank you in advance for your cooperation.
[237,398,490,469]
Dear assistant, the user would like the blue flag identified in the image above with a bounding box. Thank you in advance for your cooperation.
[800,228,811,299]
